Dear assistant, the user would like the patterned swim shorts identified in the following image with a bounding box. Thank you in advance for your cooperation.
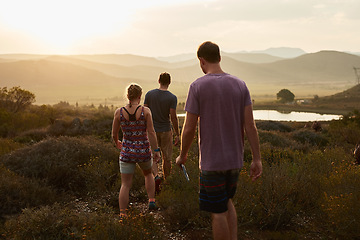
[199,169,240,213]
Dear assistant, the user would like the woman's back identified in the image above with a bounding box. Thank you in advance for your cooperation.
[119,106,151,163]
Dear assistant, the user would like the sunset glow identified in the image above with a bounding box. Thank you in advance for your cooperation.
[1,0,137,53]
[0,0,359,55]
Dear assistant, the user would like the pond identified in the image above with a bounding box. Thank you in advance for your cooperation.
[177,110,342,122]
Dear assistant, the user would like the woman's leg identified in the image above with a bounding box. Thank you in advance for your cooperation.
[119,173,133,216]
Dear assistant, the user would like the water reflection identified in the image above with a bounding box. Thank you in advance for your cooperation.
[253,110,341,122]
[177,110,342,122]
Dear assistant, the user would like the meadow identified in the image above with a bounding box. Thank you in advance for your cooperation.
[0,101,359,239]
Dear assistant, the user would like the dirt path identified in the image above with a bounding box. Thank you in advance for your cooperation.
[130,201,190,240]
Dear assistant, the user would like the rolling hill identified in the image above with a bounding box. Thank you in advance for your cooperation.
[222,52,284,63]
[313,84,360,111]
[0,60,138,104]
[1,51,360,105]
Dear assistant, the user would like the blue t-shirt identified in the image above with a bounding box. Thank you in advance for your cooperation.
[144,89,177,132]
[185,73,252,171]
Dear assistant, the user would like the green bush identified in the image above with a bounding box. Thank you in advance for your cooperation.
[0,108,12,137]
[235,159,321,230]
[0,136,119,196]
[320,149,360,238]
[0,138,22,156]
[0,110,51,138]
[0,165,58,216]
[322,191,360,239]
[157,153,209,231]
[46,117,115,141]
[13,128,48,144]
[327,120,360,147]
[256,121,294,132]
[47,120,70,136]
[258,130,292,148]
[2,203,164,240]
[292,129,328,147]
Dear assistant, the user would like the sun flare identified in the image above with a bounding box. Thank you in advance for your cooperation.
[1,0,133,53]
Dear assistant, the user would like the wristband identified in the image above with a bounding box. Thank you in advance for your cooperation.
[154,148,160,152]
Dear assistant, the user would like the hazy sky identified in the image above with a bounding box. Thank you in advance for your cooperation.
[0,0,359,56]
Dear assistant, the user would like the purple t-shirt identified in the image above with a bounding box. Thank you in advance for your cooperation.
[185,73,252,171]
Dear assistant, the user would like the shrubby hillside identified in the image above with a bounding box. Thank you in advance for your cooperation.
[0,94,359,239]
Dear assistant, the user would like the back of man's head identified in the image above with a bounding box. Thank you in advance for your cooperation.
[159,72,171,85]
[197,41,221,63]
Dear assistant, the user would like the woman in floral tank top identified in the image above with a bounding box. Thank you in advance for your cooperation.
[112,84,161,218]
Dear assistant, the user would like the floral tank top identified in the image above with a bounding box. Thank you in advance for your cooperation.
[119,106,151,163]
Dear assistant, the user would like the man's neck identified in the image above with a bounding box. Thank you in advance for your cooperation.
[159,85,169,91]
[205,63,224,74]
[207,70,225,74]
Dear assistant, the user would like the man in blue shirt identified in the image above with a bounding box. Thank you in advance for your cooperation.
[144,72,180,183]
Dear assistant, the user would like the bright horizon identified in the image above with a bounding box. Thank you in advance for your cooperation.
[0,0,360,57]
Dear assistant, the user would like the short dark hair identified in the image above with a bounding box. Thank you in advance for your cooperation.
[197,41,221,63]
[159,72,171,85]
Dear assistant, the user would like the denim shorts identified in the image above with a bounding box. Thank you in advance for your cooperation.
[199,169,240,213]
[119,160,153,174]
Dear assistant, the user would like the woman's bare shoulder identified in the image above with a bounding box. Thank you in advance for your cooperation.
[143,106,152,117]
[114,107,122,117]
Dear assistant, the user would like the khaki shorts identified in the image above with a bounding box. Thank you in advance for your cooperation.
[156,131,173,164]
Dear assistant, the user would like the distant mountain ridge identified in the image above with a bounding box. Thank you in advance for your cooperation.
[1,50,360,105]
[157,47,304,63]
[247,47,307,58]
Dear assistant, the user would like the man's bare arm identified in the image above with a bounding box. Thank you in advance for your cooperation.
[176,112,198,166]
[170,108,180,145]
[244,105,262,181]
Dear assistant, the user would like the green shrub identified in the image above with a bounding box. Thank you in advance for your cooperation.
[237,163,300,230]
[322,191,360,239]
[259,145,297,165]
[0,108,12,137]
[0,138,22,156]
[46,117,115,141]
[256,121,293,132]
[157,153,209,231]
[258,130,292,148]
[235,151,328,231]
[13,128,48,144]
[292,129,328,147]
[78,156,121,197]
[236,145,358,237]
[0,110,50,138]
[327,120,360,147]
[2,203,164,240]
[47,120,70,136]
[0,165,58,216]
[320,150,360,238]
[0,136,119,196]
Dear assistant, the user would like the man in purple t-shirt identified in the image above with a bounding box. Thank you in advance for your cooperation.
[176,41,262,240]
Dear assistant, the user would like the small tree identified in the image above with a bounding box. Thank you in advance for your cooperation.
[277,89,295,103]
[0,86,36,113]
[313,95,319,102]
